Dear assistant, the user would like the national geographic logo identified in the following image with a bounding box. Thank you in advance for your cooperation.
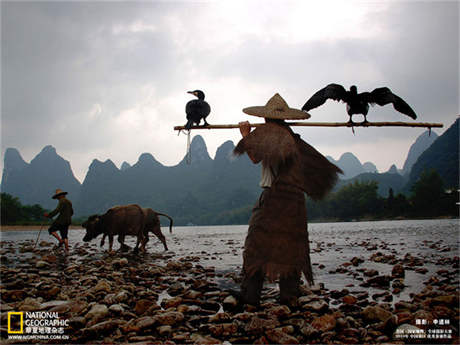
[7,312,23,334]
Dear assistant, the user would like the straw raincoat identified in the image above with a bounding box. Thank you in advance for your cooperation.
[234,94,342,285]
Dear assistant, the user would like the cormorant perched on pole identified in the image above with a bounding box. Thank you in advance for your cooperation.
[184,90,211,130]
[302,84,417,124]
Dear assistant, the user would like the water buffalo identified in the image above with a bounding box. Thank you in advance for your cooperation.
[140,208,173,251]
[82,204,145,252]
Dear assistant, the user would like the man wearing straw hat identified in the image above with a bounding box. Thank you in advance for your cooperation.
[234,93,342,307]
[44,188,74,253]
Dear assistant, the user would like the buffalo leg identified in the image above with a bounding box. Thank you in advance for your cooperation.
[118,235,129,252]
[153,225,168,251]
[100,234,106,247]
[133,235,143,254]
[140,234,149,252]
[108,235,114,252]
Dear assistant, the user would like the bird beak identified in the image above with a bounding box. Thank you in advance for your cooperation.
[187,91,195,95]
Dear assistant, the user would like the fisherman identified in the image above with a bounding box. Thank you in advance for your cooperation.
[44,189,73,253]
[234,94,342,307]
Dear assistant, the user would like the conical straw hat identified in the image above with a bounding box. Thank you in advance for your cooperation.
[52,188,68,199]
[243,93,311,120]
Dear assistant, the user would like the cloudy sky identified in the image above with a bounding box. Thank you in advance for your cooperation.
[1,0,458,183]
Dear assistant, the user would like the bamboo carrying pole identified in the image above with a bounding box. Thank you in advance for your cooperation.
[174,121,443,131]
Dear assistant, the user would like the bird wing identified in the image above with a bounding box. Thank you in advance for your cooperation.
[302,83,347,111]
[367,87,417,119]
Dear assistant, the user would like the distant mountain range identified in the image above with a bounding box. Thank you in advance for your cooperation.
[2,119,457,224]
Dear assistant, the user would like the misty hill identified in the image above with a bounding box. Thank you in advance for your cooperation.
[336,171,407,197]
[402,130,439,175]
[406,118,459,190]
[3,122,457,225]
[77,136,260,224]
[327,152,379,179]
[1,146,81,209]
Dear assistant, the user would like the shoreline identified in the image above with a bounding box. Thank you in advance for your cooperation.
[0,225,83,231]
[1,216,457,231]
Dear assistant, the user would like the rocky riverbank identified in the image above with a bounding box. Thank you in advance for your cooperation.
[1,239,458,344]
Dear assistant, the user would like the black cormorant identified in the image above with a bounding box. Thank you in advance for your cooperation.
[185,90,211,130]
[302,84,417,123]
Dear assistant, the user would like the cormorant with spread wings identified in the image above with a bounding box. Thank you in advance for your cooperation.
[302,84,417,123]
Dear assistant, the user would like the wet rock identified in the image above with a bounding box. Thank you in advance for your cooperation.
[392,264,405,278]
[362,305,392,323]
[266,328,299,344]
[300,323,319,338]
[167,282,185,296]
[362,275,390,288]
[81,319,124,338]
[208,322,238,337]
[135,299,155,315]
[267,305,291,318]
[396,311,413,325]
[155,311,184,326]
[115,290,129,303]
[190,333,221,344]
[245,315,280,334]
[330,289,349,299]
[112,258,128,268]
[431,294,458,307]
[201,300,221,313]
[46,286,60,299]
[234,312,253,322]
[41,255,57,263]
[93,279,111,293]
[394,301,416,312]
[312,314,336,332]
[134,316,156,330]
[342,295,357,305]
[109,304,124,315]
[128,335,157,342]
[17,297,43,311]
[2,289,26,302]
[69,316,86,329]
[161,296,183,309]
[363,269,379,277]
[157,324,172,336]
[35,261,50,269]
[392,278,405,290]
[209,312,232,323]
[183,290,202,299]
[350,257,364,266]
[86,304,109,321]
[222,295,238,311]
[302,300,329,313]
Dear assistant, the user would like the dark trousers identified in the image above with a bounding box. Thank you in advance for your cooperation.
[241,269,300,306]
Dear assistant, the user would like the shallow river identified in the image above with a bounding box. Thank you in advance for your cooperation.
[1,219,458,303]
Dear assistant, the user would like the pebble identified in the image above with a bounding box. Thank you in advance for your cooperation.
[0,238,458,344]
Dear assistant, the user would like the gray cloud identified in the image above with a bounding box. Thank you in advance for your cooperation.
[1,1,458,182]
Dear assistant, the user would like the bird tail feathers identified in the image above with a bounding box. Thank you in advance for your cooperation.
[185,119,194,130]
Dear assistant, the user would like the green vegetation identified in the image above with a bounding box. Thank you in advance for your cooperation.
[1,193,48,225]
[0,193,88,225]
[308,170,458,221]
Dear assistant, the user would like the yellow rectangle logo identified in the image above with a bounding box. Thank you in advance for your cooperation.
[7,312,23,334]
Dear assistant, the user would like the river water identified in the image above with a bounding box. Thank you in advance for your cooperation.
[1,219,458,303]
